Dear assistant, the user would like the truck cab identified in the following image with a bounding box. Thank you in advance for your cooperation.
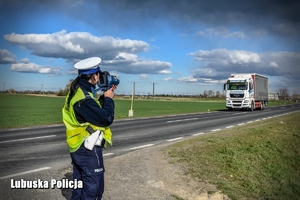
[223,74,268,111]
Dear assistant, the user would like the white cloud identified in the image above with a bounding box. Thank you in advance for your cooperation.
[270,62,278,67]
[228,50,261,64]
[108,52,138,64]
[4,30,172,75]
[68,68,77,75]
[11,63,61,75]
[19,58,30,63]
[163,77,172,81]
[158,69,172,74]
[206,27,229,37]
[225,31,246,39]
[0,48,16,64]
[201,78,223,84]
[102,55,172,74]
[140,74,148,79]
[258,52,300,78]
[185,48,300,92]
[191,68,223,78]
[188,49,300,78]
[4,30,149,60]
[177,76,198,83]
[189,48,261,65]
[177,74,224,85]
[197,27,247,39]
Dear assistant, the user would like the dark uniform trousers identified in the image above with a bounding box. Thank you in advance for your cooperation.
[70,144,105,200]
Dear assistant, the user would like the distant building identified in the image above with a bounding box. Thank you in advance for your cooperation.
[269,93,279,100]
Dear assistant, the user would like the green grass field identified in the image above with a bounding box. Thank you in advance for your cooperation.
[166,111,300,199]
[0,94,66,129]
[0,94,225,129]
[0,93,297,129]
[114,99,226,118]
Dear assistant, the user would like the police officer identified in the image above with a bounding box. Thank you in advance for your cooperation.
[62,57,116,200]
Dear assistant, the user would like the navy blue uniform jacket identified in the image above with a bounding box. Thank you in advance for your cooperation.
[73,79,115,127]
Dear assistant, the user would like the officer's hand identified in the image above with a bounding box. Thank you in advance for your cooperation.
[111,85,117,91]
[104,85,116,98]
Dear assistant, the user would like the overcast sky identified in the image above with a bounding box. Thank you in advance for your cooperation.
[0,0,299,95]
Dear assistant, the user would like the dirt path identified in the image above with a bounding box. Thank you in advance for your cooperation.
[102,143,229,200]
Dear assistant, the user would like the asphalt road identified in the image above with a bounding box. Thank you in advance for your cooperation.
[0,104,299,199]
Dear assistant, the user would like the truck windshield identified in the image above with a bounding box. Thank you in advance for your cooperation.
[228,84,247,90]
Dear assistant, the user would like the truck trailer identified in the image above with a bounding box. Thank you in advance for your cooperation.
[223,73,269,111]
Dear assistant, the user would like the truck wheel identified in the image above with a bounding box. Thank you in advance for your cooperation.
[261,101,265,110]
[250,102,254,111]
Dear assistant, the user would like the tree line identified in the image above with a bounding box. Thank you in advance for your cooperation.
[1,79,299,101]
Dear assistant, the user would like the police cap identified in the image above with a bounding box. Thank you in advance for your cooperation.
[74,57,101,75]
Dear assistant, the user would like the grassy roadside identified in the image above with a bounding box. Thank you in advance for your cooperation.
[166,111,300,199]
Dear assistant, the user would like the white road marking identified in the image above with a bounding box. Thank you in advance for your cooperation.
[129,144,154,150]
[192,132,204,136]
[0,135,57,144]
[167,137,183,142]
[247,121,253,123]
[103,153,114,157]
[0,167,51,180]
[238,123,245,126]
[166,118,198,123]
[226,126,234,128]
[211,129,221,132]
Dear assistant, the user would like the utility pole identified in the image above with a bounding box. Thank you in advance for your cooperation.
[152,82,155,102]
[128,81,137,117]
[133,81,136,102]
[41,84,43,94]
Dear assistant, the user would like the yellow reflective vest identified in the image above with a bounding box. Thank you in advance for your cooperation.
[62,87,112,152]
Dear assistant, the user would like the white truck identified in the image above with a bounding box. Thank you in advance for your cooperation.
[223,73,269,111]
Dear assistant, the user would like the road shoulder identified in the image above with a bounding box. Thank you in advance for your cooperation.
[103,143,229,200]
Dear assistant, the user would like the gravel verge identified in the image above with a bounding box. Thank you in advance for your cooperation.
[0,143,229,200]
[102,143,229,200]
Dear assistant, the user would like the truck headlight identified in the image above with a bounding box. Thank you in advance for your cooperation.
[244,100,249,103]
[227,100,231,103]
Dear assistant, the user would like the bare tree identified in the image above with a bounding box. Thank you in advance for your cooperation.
[9,88,15,94]
[203,90,208,98]
[216,91,222,98]
[277,88,289,100]
[57,79,74,96]
[207,90,214,97]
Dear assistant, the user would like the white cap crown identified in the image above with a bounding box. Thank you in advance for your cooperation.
[74,57,101,75]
